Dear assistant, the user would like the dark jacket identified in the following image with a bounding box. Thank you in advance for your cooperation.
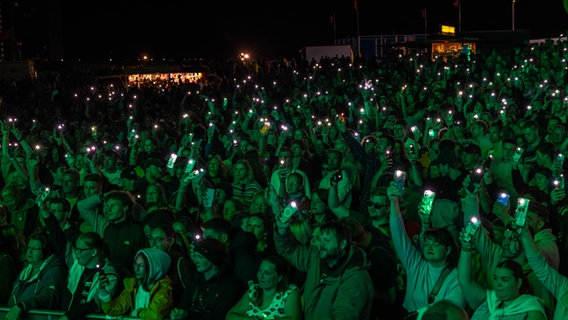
[77,195,148,278]
[8,254,67,311]
[178,266,244,320]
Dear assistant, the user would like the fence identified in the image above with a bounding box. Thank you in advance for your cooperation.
[0,307,139,320]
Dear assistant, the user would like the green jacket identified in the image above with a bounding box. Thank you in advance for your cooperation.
[102,276,173,320]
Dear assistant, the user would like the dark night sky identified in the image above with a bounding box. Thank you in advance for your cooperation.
[62,0,568,60]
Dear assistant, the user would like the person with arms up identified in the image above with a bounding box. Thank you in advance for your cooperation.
[521,222,568,319]
[386,181,466,318]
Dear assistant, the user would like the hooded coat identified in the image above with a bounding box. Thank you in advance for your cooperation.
[101,248,173,320]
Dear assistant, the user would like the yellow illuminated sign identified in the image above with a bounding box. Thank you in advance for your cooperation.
[441,25,455,34]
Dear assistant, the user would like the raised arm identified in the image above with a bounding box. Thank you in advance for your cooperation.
[457,230,487,310]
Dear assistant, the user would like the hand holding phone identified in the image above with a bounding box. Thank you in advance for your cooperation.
[496,192,510,206]
[421,190,436,215]
[280,201,298,224]
[462,216,481,242]
[394,170,407,195]
[514,197,530,229]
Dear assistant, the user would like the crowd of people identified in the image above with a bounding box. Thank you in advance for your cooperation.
[1,34,568,320]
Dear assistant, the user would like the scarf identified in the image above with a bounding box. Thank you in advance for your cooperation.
[486,290,545,319]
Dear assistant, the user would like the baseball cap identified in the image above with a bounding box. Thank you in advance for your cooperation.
[193,238,229,266]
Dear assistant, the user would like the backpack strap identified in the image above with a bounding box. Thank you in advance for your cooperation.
[428,267,451,304]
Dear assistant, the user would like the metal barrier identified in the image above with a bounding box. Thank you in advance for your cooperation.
[0,307,139,320]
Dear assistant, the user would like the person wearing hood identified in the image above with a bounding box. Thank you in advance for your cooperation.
[274,216,374,319]
[99,247,173,320]
[5,231,67,320]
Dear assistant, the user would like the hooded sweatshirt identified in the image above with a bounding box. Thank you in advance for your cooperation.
[101,248,173,320]
[8,254,67,311]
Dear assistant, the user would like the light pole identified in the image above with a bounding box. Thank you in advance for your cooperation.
[512,0,516,30]
[355,0,360,57]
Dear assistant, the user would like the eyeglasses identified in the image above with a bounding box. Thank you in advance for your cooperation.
[367,201,386,209]
[72,246,92,253]
[26,247,43,253]
[133,263,145,270]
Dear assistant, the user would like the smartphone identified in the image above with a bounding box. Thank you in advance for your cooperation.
[280,201,298,224]
[183,159,196,174]
[462,216,481,242]
[207,123,215,134]
[166,153,178,169]
[37,187,51,206]
[204,188,215,208]
[409,144,416,155]
[512,147,524,164]
[514,197,530,228]
[496,192,510,206]
[467,167,484,192]
[483,154,494,170]
[552,177,565,190]
[554,153,565,176]
[260,122,271,135]
[331,171,343,184]
[422,190,436,215]
[96,263,105,276]
[394,170,407,195]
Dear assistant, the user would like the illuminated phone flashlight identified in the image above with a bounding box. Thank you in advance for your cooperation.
[35,145,41,150]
